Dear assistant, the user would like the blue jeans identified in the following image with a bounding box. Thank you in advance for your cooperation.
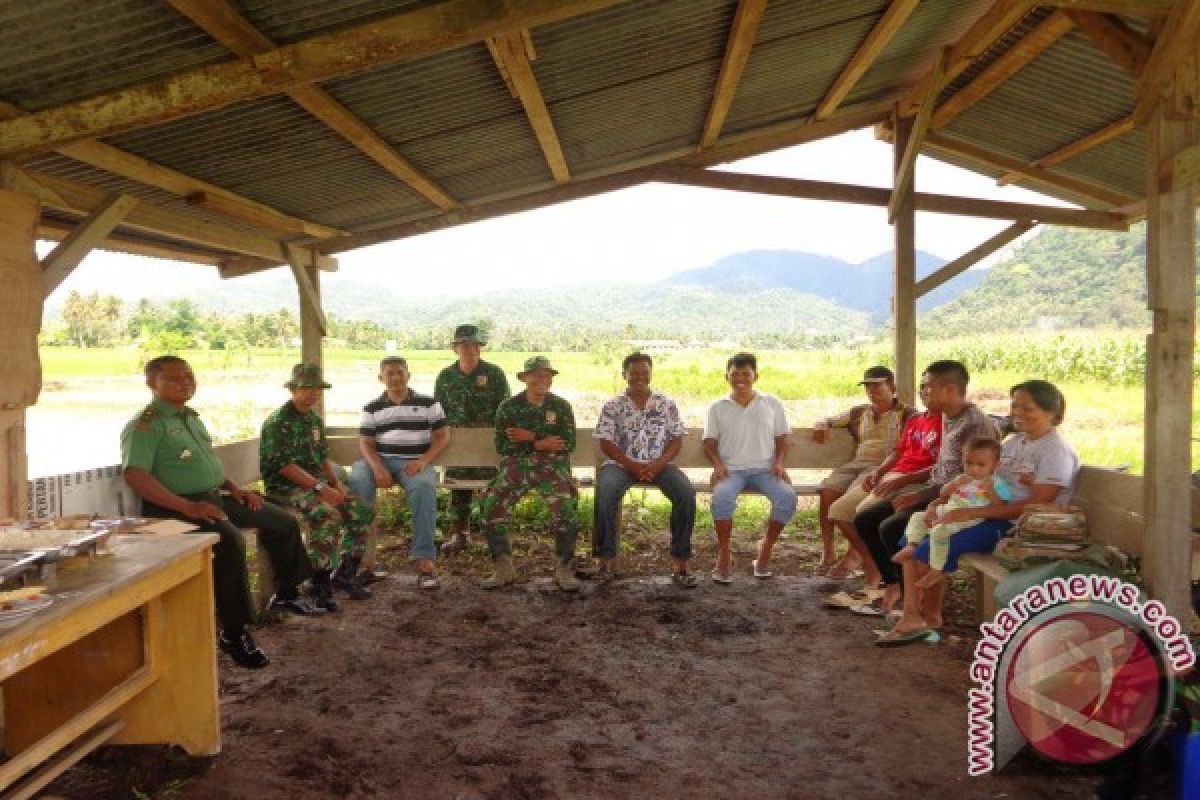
[593,463,696,560]
[710,469,798,523]
[913,519,1012,572]
[348,457,439,561]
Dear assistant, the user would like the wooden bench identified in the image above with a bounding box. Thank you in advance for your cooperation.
[960,465,1200,620]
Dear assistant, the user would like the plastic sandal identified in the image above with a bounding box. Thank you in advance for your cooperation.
[672,571,698,589]
[417,572,440,590]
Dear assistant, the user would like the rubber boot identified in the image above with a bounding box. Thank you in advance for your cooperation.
[481,555,515,589]
[554,560,580,592]
[331,555,372,600]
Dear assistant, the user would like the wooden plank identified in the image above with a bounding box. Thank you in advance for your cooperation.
[915,221,1035,296]
[1136,0,1200,124]
[1045,0,1172,14]
[0,100,341,239]
[890,50,946,223]
[285,243,327,338]
[186,190,320,236]
[5,719,122,800]
[166,0,457,211]
[900,1,1036,115]
[40,194,138,297]
[487,30,570,183]
[1172,139,1200,190]
[653,164,1131,229]
[0,0,627,156]
[219,252,337,278]
[997,115,1135,185]
[36,219,226,267]
[700,0,769,147]
[814,0,920,122]
[922,131,1138,208]
[1066,11,1152,76]
[893,113,917,407]
[931,11,1075,130]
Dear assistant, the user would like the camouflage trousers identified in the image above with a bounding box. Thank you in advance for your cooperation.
[477,457,579,565]
[445,466,498,526]
[278,486,374,571]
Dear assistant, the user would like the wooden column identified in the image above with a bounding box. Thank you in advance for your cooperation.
[296,257,325,417]
[0,177,43,520]
[892,112,917,406]
[1143,107,1198,623]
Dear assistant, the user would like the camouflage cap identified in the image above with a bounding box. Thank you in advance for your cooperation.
[285,363,331,389]
[517,355,559,379]
[452,324,487,346]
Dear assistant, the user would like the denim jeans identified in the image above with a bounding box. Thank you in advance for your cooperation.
[348,457,439,561]
[593,463,696,560]
[710,469,798,523]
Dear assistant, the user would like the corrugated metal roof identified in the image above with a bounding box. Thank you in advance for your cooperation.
[236,0,442,45]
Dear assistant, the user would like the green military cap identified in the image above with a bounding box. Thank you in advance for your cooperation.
[452,324,486,346]
[285,363,331,389]
[517,355,559,379]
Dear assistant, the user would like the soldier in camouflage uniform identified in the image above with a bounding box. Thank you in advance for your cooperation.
[478,356,580,592]
[433,324,510,555]
[260,364,374,610]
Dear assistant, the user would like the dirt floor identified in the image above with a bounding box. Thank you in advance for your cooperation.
[45,509,1105,800]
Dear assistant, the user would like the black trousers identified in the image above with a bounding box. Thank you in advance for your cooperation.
[853,498,930,586]
[143,490,313,636]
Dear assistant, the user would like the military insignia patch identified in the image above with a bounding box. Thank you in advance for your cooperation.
[545,411,556,424]
[312,429,321,443]
[179,449,192,461]
[476,375,488,386]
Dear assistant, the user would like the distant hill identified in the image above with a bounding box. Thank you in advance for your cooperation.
[662,248,985,315]
[922,216,1200,334]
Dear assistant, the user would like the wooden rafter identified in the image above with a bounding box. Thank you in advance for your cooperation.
[1135,0,1200,124]
[899,1,1036,115]
[653,165,1129,229]
[922,130,1139,208]
[0,0,624,157]
[0,100,342,239]
[1042,0,1172,14]
[166,0,457,211]
[814,0,920,122]
[1066,11,1153,76]
[914,221,1036,296]
[997,115,1135,185]
[931,11,1075,130]
[36,219,226,267]
[890,50,947,222]
[40,194,139,296]
[284,244,327,335]
[487,30,570,183]
[700,0,768,148]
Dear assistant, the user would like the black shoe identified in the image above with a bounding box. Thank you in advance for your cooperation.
[268,592,328,616]
[331,573,372,600]
[307,576,340,612]
[218,631,270,669]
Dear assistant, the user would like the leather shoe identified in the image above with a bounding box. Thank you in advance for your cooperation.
[268,592,327,616]
[218,631,270,669]
[331,573,372,600]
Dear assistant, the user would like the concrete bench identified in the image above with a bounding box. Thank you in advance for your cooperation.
[959,465,1200,621]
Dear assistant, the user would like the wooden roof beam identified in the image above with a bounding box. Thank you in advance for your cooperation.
[36,219,226,267]
[814,0,920,121]
[914,221,1035,296]
[0,100,342,239]
[1042,0,1172,15]
[899,1,1036,115]
[0,0,625,157]
[931,11,1075,130]
[699,0,768,148]
[40,194,139,296]
[890,50,947,222]
[653,165,1129,229]
[487,30,570,183]
[997,114,1135,185]
[166,0,457,211]
[1135,0,1200,124]
[1065,11,1153,76]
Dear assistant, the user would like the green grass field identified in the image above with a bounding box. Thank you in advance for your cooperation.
[34,332,1200,474]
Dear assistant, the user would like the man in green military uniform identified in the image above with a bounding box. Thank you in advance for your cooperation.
[477,356,580,591]
[433,324,510,555]
[121,356,322,671]
[260,364,374,611]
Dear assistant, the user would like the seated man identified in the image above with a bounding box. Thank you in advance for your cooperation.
[478,356,580,592]
[703,352,797,584]
[121,356,323,671]
[592,352,697,586]
[348,356,449,590]
[260,363,374,610]
[811,365,912,578]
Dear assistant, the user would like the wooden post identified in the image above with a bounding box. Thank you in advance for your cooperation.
[1143,105,1198,623]
[0,173,42,520]
[892,112,917,406]
[295,254,325,417]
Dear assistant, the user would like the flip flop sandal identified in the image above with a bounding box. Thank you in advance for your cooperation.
[672,571,699,589]
[710,568,733,585]
[850,600,887,616]
[417,572,440,590]
[821,590,870,609]
[875,627,934,647]
[751,560,773,579]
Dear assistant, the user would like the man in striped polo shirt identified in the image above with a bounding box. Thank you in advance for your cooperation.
[348,356,449,589]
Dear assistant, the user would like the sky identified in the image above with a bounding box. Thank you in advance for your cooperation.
[48,128,1067,302]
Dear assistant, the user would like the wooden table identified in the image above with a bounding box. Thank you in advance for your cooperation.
[0,533,220,799]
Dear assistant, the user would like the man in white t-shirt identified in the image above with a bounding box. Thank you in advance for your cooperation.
[703,352,797,584]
